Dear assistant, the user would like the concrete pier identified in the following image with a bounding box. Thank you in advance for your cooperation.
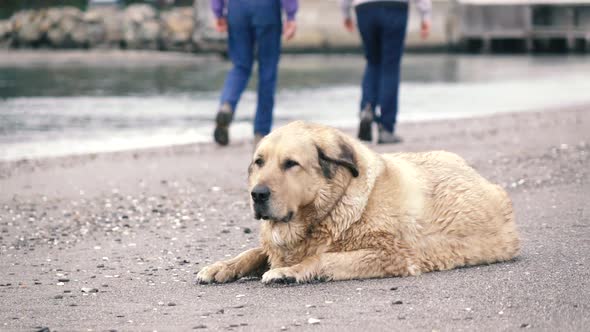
[447,0,590,52]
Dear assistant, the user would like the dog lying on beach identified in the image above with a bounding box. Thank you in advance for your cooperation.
[196,121,520,284]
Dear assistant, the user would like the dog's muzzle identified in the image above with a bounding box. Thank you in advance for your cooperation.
[251,184,271,220]
[251,185,294,222]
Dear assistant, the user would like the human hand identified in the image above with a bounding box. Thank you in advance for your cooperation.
[284,20,297,40]
[421,20,430,39]
[344,18,355,32]
[214,17,227,33]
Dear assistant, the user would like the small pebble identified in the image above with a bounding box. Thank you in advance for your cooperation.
[307,318,320,325]
[81,287,98,293]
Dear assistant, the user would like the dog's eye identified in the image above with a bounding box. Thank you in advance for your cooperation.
[283,159,299,170]
[254,158,264,167]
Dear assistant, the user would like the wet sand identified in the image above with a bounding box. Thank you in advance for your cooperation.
[0,107,589,331]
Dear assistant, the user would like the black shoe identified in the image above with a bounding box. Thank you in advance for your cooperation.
[377,125,403,144]
[213,103,232,146]
[357,104,373,142]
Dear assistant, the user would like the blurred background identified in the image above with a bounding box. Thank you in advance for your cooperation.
[0,0,589,160]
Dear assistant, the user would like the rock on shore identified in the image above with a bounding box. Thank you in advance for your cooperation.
[1,5,196,51]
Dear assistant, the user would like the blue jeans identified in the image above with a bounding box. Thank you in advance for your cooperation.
[219,0,282,136]
[356,2,408,133]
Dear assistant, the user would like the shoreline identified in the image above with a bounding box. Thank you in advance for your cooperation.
[3,51,590,164]
[1,104,588,167]
[0,49,220,67]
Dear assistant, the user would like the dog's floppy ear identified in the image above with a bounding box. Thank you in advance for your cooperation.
[316,141,359,179]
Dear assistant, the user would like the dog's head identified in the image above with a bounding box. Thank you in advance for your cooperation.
[248,121,359,224]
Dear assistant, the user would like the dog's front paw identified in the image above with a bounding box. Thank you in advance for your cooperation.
[261,267,301,284]
[196,262,238,284]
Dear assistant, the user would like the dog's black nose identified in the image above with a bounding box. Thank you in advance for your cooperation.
[251,185,271,203]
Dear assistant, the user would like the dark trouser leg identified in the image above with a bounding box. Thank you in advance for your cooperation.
[253,24,282,136]
[356,5,381,114]
[214,2,254,145]
[219,5,255,112]
[378,5,408,133]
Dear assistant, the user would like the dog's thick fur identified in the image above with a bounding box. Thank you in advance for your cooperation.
[196,121,520,284]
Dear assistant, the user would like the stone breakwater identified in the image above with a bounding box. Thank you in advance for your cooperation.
[0,5,196,51]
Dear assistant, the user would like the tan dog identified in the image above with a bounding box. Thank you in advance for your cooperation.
[196,121,520,284]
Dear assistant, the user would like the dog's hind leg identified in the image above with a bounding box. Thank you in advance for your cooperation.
[261,248,418,284]
[318,249,421,280]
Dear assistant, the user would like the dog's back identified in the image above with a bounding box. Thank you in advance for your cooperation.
[382,151,520,272]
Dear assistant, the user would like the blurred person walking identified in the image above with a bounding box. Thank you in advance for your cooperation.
[211,0,298,146]
[341,0,431,144]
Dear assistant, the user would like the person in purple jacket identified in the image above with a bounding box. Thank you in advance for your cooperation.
[211,0,298,146]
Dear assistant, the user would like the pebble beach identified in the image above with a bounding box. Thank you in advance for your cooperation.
[1,106,589,331]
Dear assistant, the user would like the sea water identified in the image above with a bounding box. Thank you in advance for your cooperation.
[1,54,589,160]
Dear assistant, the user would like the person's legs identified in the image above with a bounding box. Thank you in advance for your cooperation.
[378,4,408,135]
[355,4,382,141]
[356,5,381,114]
[254,23,282,136]
[219,13,255,111]
[250,0,282,137]
[214,2,255,145]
